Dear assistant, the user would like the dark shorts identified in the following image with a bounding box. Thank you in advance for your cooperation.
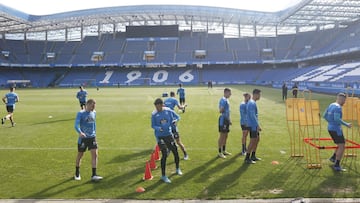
[179,98,185,104]
[249,130,259,139]
[329,130,345,144]
[218,117,230,133]
[6,105,14,113]
[241,125,251,131]
[78,137,98,152]
[172,127,180,139]
[158,135,177,151]
[79,101,86,107]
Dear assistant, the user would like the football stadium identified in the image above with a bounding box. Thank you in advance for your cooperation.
[1,0,360,202]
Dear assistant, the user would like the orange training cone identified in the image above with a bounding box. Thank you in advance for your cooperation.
[136,186,145,193]
[150,152,157,170]
[154,145,160,161]
[143,161,153,180]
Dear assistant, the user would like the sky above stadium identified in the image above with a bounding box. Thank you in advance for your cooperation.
[0,0,302,15]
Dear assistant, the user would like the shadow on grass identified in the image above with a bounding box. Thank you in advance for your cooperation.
[116,155,221,199]
[251,157,316,198]
[140,153,244,199]
[107,149,153,164]
[24,177,75,199]
[308,156,360,198]
[30,118,74,125]
[75,149,156,198]
[194,154,252,199]
[76,166,147,198]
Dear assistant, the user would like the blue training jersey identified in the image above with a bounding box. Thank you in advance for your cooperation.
[5,92,18,107]
[246,99,259,131]
[164,97,180,110]
[74,110,96,143]
[76,90,88,103]
[219,96,230,120]
[239,101,248,125]
[151,107,180,140]
[177,88,185,99]
[323,102,347,135]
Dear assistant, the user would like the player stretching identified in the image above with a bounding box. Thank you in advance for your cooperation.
[240,92,251,155]
[245,89,262,164]
[76,86,88,110]
[177,83,186,113]
[323,93,352,171]
[164,91,189,160]
[218,88,232,158]
[152,98,182,183]
[1,87,19,127]
[74,99,103,181]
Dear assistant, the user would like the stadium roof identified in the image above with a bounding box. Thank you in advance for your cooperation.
[0,0,360,39]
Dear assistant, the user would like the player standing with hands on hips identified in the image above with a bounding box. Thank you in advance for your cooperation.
[218,88,232,158]
[151,98,183,183]
[245,89,262,164]
[240,92,251,155]
[74,99,103,181]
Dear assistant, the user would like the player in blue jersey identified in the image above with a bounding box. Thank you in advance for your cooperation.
[218,88,232,158]
[164,92,188,160]
[239,92,251,155]
[323,93,352,171]
[151,98,182,183]
[176,83,186,113]
[74,99,103,181]
[76,86,88,110]
[1,87,19,127]
[244,89,262,164]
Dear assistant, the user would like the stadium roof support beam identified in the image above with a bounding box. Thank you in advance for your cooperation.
[80,24,83,40]
[65,27,68,42]
[253,23,257,37]
[2,2,360,39]
[222,20,225,35]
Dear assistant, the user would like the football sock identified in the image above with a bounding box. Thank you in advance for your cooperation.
[218,148,222,153]
[251,151,256,157]
[245,153,250,160]
[222,145,226,152]
[75,167,80,176]
[92,168,97,176]
[331,153,336,159]
[335,160,340,167]
[242,144,246,152]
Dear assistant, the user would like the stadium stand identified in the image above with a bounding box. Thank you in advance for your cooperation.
[1,1,360,94]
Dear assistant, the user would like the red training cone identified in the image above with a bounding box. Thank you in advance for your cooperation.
[150,152,157,170]
[143,161,153,181]
[154,144,160,161]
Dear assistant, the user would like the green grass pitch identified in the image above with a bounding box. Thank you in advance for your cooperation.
[0,85,359,200]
